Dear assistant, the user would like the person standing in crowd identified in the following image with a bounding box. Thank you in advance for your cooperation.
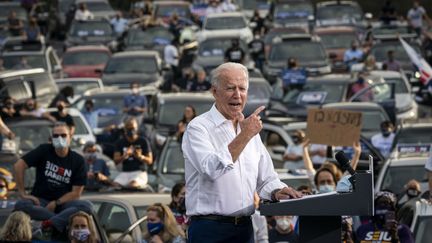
[110,11,128,37]
[380,0,397,24]
[173,68,195,92]
[123,82,148,125]
[49,86,74,108]
[68,211,98,243]
[182,62,301,242]
[189,70,211,91]
[0,211,32,242]
[19,98,56,121]
[224,39,245,64]
[175,105,196,142]
[221,0,236,12]
[283,130,306,171]
[75,3,94,21]
[249,30,265,72]
[14,122,92,237]
[1,97,17,120]
[356,191,414,243]
[83,141,111,191]
[25,17,41,42]
[343,41,363,71]
[371,121,395,159]
[250,10,265,35]
[113,118,152,189]
[8,11,24,36]
[164,38,180,80]
[382,50,401,71]
[407,0,431,37]
[50,100,76,135]
[82,99,98,130]
[268,215,299,243]
[168,13,182,41]
[142,203,186,243]
[169,182,188,232]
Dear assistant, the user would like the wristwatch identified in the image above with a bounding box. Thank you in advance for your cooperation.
[55,199,62,207]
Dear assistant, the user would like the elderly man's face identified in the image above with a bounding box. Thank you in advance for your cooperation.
[212,68,248,120]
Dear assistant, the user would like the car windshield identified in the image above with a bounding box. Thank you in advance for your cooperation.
[205,16,246,30]
[0,6,27,20]
[70,21,112,37]
[396,128,432,144]
[161,140,184,174]
[126,28,173,46]
[74,96,123,127]
[104,56,158,73]
[274,2,313,19]
[2,55,47,70]
[283,83,345,104]
[380,77,409,93]
[414,216,432,243]
[381,165,427,193]
[199,39,247,57]
[269,42,327,62]
[58,81,101,96]
[248,81,271,101]
[371,42,421,62]
[372,26,411,37]
[317,5,362,22]
[62,51,110,65]
[319,32,357,49]
[241,0,270,10]
[155,5,190,18]
[361,110,387,131]
[158,100,213,126]
[10,123,52,151]
[86,1,112,11]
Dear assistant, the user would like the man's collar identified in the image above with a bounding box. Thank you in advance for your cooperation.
[209,104,229,127]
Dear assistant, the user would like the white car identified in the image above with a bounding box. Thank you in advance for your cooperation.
[198,12,253,43]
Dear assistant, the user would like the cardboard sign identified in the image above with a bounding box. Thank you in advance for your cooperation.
[306,108,362,146]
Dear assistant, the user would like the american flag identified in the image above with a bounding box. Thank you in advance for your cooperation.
[400,37,432,86]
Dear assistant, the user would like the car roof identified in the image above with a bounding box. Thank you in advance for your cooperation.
[206,12,245,18]
[112,51,159,58]
[368,70,402,78]
[5,117,54,127]
[314,25,357,34]
[388,156,428,166]
[56,78,102,83]
[157,92,214,102]
[398,123,432,129]
[306,74,354,82]
[153,1,190,6]
[323,102,384,110]
[83,86,157,97]
[317,1,359,7]
[64,45,111,53]
[82,193,171,207]
[0,68,45,78]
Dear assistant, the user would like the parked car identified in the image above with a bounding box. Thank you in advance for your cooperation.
[271,0,314,30]
[198,12,253,43]
[1,37,63,78]
[56,77,104,103]
[245,77,273,116]
[64,19,116,51]
[391,123,432,152]
[410,200,432,242]
[152,0,192,23]
[315,0,368,27]
[62,45,111,78]
[100,51,164,89]
[75,0,116,20]
[81,192,171,243]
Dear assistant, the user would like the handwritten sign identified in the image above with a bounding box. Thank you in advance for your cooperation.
[306,108,362,146]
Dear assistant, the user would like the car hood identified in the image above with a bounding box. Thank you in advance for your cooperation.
[63,64,105,77]
[102,73,161,88]
[67,35,114,45]
[268,60,328,69]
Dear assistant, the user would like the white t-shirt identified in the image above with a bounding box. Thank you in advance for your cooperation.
[407,6,426,28]
[371,133,395,158]
[164,44,179,66]
[75,9,94,21]
[110,17,128,34]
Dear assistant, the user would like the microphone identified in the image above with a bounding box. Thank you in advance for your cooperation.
[335,151,356,175]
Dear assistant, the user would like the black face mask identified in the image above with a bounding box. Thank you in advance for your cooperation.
[292,136,300,144]
[126,129,137,137]
[178,197,186,214]
[406,189,420,198]
[57,105,64,112]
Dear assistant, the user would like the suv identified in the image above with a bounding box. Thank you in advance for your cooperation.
[263,34,331,83]
[1,37,63,78]
[0,68,58,108]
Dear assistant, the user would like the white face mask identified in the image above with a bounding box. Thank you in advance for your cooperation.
[132,87,139,94]
[276,218,291,231]
[319,184,335,194]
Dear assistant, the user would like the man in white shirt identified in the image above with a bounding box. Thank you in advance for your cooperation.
[182,62,301,242]
[407,0,432,36]
[371,121,395,159]
[110,12,128,36]
[74,3,94,21]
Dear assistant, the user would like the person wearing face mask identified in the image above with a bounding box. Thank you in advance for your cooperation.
[224,39,245,64]
[82,99,98,130]
[397,180,421,227]
[123,82,148,125]
[371,121,395,159]
[83,141,112,191]
[206,0,223,15]
[248,30,265,72]
[14,122,92,238]
[169,182,189,232]
[283,130,306,172]
[268,215,299,243]
[20,98,56,122]
[143,203,186,243]
[347,72,372,101]
[343,40,364,71]
[113,117,153,189]
[50,100,76,135]
[356,191,414,243]
[68,211,98,243]
[407,0,432,37]
[0,96,17,120]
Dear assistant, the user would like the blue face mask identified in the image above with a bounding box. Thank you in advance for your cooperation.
[147,222,164,235]
[71,228,90,241]
[319,184,335,194]
[52,137,68,149]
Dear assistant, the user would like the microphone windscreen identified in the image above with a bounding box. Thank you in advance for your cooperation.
[335,151,350,167]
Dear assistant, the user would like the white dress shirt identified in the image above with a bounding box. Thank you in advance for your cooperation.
[182,104,286,217]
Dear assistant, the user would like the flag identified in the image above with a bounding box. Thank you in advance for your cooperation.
[400,37,432,86]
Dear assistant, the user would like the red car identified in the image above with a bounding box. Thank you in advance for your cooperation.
[62,45,111,78]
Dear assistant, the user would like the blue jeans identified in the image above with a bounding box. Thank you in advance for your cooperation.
[15,197,93,232]
[188,218,254,243]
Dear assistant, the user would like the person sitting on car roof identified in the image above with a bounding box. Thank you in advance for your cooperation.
[74,3,94,21]
[20,98,56,122]
[83,141,112,191]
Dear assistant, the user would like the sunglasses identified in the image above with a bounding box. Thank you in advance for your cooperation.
[52,133,68,138]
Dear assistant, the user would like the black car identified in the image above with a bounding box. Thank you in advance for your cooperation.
[64,19,116,50]
[100,51,164,89]
[272,0,314,29]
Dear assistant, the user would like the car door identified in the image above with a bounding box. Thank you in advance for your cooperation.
[260,125,289,169]
[349,82,397,124]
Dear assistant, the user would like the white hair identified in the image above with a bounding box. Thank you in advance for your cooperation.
[210,62,249,88]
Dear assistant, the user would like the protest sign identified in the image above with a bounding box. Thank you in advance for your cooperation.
[306,108,362,146]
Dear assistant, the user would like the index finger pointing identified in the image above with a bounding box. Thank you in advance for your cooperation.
[252,106,265,116]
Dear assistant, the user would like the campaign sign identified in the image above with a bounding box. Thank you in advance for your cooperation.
[281,69,307,86]
[297,91,327,105]
[306,108,362,146]
[397,144,431,158]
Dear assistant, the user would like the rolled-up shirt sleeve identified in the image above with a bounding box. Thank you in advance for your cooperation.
[182,122,234,181]
[256,141,287,200]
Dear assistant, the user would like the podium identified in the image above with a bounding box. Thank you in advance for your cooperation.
[260,159,374,243]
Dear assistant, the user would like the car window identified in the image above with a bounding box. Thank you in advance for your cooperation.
[127,28,174,46]
[371,42,421,62]
[381,165,427,193]
[351,83,392,103]
[2,55,47,70]
[74,96,124,128]
[63,51,110,65]
[155,4,190,18]
[104,57,158,73]
[58,81,101,96]
[158,100,213,126]
[71,114,90,135]
[205,16,246,30]
[162,140,184,174]
[319,32,356,49]
[317,5,362,22]
[383,77,409,93]
[0,81,31,101]
[70,21,113,37]
[360,111,387,131]
[396,128,432,145]
[10,123,52,151]
[104,204,130,232]
[199,39,248,57]
[248,82,271,101]
[274,2,313,19]
[85,1,112,11]
[240,0,269,11]
[269,42,327,62]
